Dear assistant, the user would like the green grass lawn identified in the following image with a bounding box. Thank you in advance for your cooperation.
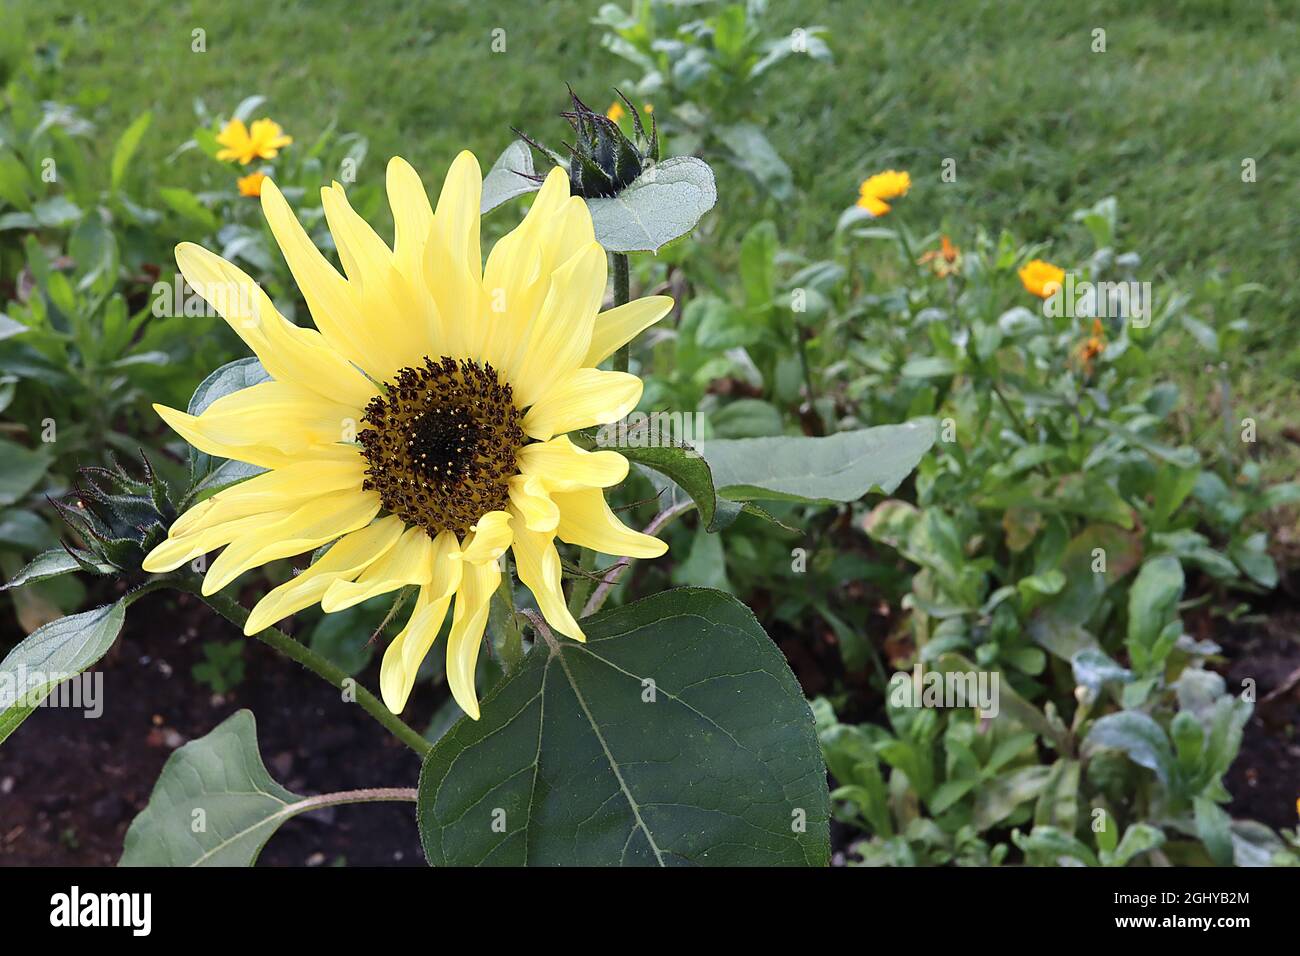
[10,0,1300,470]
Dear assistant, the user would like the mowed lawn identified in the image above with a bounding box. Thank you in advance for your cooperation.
[10,0,1300,462]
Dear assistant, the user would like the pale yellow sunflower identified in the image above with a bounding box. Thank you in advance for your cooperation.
[141,153,673,719]
[216,118,293,164]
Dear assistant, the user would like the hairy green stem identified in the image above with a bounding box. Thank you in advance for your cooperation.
[178,582,432,758]
[293,787,417,810]
[612,252,631,372]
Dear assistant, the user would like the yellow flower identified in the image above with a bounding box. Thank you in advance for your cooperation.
[606,101,626,122]
[856,169,910,216]
[236,171,267,197]
[141,153,673,719]
[216,117,293,165]
[1019,259,1065,299]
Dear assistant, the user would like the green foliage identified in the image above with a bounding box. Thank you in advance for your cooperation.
[594,0,831,201]
[190,639,245,694]
[121,710,307,866]
[418,588,829,866]
[2,2,1295,870]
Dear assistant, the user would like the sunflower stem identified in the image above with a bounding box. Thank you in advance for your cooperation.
[181,584,432,758]
[612,252,631,371]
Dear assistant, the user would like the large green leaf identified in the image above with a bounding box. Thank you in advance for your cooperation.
[417,588,829,866]
[700,420,935,503]
[120,710,306,866]
[586,156,717,253]
[0,600,125,746]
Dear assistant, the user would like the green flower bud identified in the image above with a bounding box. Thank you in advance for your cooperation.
[53,450,175,578]
[516,87,658,199]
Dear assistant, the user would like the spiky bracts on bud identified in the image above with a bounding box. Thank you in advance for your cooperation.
[54,450,175,575]
[515,87,658,199]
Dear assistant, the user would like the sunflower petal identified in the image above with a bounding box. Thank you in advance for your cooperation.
[509,513,585,642]
[584,295,674,367]
[518,436,628,491]
[159,380,359,454]
[141,512,274,573]
[459,510,513,565]
[174,243,375,409]
[202,489,381,595]
[320,524,435,612]
[244,516,406,634]
[508,242,606,407]
[444,556,499,720]
[480,166,572,369]
[380,586,452,714]
[521,367,642,441]
[552,486,668,559]
[386,156,435,287]
[321,182,432,379]
[260,178,399,380]
[171,456,366,538]
[507,474,559,532]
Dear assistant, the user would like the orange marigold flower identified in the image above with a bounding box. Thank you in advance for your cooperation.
[236,171,268,197]
[1076,318,1107,374]
[216,117,293,165]
[918,234,961,277]
[856,169,910,217]
[1019,259,1065,298]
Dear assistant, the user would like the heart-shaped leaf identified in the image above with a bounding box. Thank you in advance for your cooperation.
[121,710,305,866]
[586,156,717,253]
[417,588,829,866]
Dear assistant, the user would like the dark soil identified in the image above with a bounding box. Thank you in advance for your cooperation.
[1215,606,1300,831]
[3,565,1297,866]
[1,588,430,867]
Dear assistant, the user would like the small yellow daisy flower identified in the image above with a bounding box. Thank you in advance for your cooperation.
[216,117,293,165]
[856,170,910,217]
[606,101,626,122]
[141,154,673,720]
[1019,259,1066,299]
[236,171,267,197]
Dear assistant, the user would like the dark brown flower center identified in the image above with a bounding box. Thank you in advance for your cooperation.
[359,357,524,537]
